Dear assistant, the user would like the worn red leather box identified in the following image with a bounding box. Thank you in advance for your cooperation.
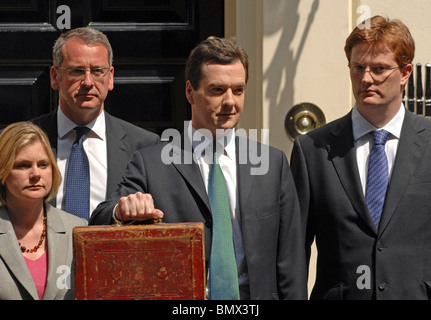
[73,222,205,300]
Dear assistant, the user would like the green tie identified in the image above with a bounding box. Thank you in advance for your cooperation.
[208,151,240,300]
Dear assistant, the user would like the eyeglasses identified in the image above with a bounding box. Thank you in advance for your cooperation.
[349,64,399,81]
[56,67,110,81]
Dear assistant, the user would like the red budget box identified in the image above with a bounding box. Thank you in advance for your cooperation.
[73,222,205,300]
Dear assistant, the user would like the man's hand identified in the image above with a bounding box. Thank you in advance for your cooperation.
[115,192,164,221]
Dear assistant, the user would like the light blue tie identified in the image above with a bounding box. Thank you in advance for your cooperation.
[365,130,390,228]
[208,151,239,300]
[64,127,90,220]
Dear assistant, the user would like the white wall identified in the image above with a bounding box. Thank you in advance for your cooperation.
[262,0,352,155]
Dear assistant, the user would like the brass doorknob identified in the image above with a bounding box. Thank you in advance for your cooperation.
[285,103,326,140]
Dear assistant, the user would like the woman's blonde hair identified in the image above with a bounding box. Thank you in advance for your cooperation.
[0,122,62,205]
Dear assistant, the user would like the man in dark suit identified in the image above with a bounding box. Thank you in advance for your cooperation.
[90,37,307,300]
[290,16,431,299]
[32,27,159,220]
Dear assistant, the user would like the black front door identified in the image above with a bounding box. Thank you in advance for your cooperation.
[0,0,224,134]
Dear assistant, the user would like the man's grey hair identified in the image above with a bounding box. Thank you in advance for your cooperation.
[52,27,113,67]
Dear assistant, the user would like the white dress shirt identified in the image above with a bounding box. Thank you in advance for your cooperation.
[352,104,405,195]
[187,122,248,293]
[56,108,108,218]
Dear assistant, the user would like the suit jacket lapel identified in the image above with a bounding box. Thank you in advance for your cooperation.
[170,133,211,212]
[32,109,58,155]
[31,110,58,207]
[43,204,69,300]
[105,112,130,197]
[169,133,256,220]
[236,136,255,210]
[379,111,428,234]
[0,207,39,299]
[327,113,377,232]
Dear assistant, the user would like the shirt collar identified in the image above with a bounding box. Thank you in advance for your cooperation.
[187,121,236,160]
[57,107,106,140]
[352,103,405,141]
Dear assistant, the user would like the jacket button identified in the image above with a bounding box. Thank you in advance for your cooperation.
[377,243,385,251]
[378,283,387,290]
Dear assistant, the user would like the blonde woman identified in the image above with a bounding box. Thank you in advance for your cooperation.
[0,122,87,300]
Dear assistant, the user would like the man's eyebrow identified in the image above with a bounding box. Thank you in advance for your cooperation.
[208,82,246,87]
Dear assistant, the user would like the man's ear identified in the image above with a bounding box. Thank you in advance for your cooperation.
[185,80,194,105]
[50,66,60,90]
[400,63,413,87]
[108,66,114,91]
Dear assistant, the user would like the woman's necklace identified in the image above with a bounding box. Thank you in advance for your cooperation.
[18,213,47,254]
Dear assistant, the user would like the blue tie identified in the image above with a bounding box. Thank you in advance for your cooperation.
[365,130,390,229]
[64,127,90,220]
[208,151,239,300]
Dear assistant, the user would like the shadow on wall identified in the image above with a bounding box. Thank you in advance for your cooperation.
[262,0,320,298]
[263,0,319,146]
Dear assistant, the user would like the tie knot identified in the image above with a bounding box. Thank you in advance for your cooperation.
[211,143,225,163]
[372,130,390,145]
[213,151,222,166]
[74,126,90,144]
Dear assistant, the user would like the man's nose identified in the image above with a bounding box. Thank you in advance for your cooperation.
[81,70,95,87]
[361,68,375,84]
[223,89,235,107]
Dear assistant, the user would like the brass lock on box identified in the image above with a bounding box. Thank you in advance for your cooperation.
[285,102,326,140]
